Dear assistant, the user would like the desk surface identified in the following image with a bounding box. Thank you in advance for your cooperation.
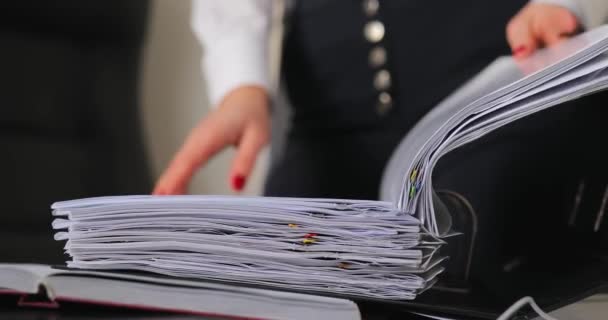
[1,294,606,320]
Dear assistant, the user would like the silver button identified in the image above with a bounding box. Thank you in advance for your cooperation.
[369,46,387,68]
[373,69,391,91]
[363,0,379,17]
[364,20,385,43]
[376,92,393,115]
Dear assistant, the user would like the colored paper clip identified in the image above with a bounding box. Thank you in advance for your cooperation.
[302,238,316,245]
[338,262,350,269]
[288,223,298,228]
[304,233,317,238]
[409,185,416,198]
[410,169,418,182]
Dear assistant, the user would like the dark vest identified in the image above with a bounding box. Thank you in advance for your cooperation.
[282,0,528,134]
[266,0,527,200]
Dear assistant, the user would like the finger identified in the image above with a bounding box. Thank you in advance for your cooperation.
[229,125,268,192]
[536,23,564,46]
[535,10,579,46]
[506,11,539,59]
[154,119,228,195]
[541,31,568,47]
[556,8,579,34]
[153,163,191,195]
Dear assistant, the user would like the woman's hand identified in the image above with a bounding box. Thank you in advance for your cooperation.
[507,3,580,59]
[153,85,270,195]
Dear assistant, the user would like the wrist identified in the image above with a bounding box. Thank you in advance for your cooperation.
[217,85,270,113]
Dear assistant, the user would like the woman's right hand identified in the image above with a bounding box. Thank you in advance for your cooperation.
[153,85,270,195]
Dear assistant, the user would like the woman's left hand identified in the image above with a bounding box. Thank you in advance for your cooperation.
[506,3,580,59]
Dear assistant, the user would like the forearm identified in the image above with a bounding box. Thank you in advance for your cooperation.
[191,0,273,107]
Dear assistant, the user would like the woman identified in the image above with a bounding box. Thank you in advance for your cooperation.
[153,0,607,199]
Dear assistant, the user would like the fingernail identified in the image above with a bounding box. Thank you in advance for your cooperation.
[513,45,527,55]
[232,175,246,191]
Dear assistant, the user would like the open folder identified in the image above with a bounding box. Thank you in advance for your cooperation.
[19,25,608,319]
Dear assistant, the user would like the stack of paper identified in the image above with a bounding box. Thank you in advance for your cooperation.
[52,196,444,300]
[381,25,608,236]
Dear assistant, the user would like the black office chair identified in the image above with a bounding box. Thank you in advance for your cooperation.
[0,0,151,264]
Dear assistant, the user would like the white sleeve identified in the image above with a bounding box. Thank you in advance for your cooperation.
[533,0,608,29]
[191,0,273,107]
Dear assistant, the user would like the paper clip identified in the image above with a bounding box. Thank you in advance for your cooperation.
[302,238,316,245]
[410,169,418,182]
[338,262,350,269]
[304,233,317,238]
[288,223,298,228]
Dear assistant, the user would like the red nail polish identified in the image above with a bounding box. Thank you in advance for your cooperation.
[232,175,246,191]
[513,45,527,55]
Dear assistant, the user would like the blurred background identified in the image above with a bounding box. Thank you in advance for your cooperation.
[0,0,268,263]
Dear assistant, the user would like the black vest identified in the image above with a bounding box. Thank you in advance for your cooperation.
[282,0,528,135]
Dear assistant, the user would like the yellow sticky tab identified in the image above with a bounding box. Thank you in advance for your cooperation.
[288,223,298,228]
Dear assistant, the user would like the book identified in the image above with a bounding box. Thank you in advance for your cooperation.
[0,263,361,320]
[10,25,608,319]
